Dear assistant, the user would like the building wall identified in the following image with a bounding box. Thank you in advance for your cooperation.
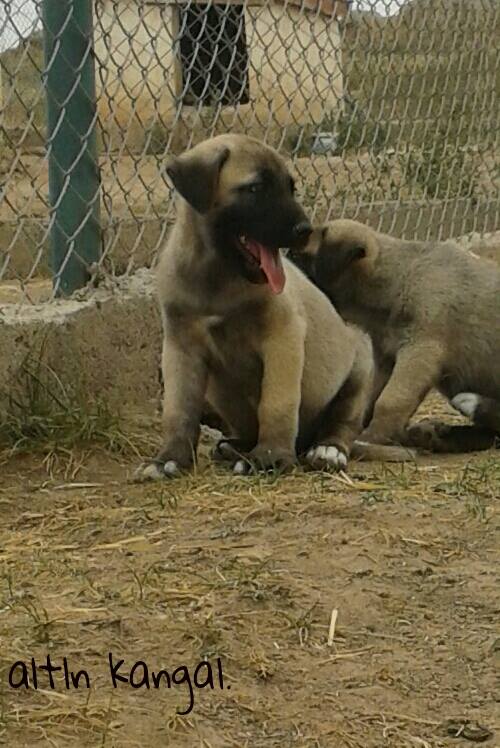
[247,5,343,133]
[94,2,178,145]
[94,0,344,150]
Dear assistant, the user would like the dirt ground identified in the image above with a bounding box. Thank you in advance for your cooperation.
[0,395,498,748]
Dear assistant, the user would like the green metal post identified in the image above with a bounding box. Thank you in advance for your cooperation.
[42,0,101,296]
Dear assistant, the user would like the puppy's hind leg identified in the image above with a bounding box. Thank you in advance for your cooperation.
[405,420,498,453]
[306,334,373,471]
[405,392,500,453]
[205,377,259,465]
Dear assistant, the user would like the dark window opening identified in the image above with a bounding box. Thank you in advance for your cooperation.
[178,4,250,106]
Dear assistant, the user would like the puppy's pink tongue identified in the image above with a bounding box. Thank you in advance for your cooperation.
[247,240,286,294]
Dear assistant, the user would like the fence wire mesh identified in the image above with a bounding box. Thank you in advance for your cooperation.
[0,0,499,303]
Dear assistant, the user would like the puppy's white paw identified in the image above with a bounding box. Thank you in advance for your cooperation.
[212,440,241,462]
[233,459,249,475]
[451,392,480,418]
[163,460,181,478]
[133,460,180,482]
[133,462,164,482]
[307,444,348,471]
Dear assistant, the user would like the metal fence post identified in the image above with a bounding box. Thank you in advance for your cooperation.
[42,0,101,296]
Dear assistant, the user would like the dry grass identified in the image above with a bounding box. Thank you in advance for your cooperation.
[0,354,157,460]
[0,393,498,747]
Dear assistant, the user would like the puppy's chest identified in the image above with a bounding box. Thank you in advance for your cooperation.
[204,314,263,374]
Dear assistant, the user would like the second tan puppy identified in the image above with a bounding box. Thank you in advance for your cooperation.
[136,136,379,480]
[298,219,500,452]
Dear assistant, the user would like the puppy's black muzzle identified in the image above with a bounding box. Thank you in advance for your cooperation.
[292,221,313,244]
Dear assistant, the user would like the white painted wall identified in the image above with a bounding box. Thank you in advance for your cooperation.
[93,0,344,148]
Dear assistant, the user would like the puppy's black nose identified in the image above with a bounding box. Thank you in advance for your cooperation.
[293,221,313,240]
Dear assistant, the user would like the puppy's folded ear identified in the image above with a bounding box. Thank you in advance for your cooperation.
[340,244,367,266]
[315,239,368,280]
[166,146,230,214]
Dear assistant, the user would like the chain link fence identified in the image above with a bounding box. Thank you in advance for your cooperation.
[0,0,499,302]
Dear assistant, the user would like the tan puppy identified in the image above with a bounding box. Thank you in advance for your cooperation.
[297,219,500,452]
[136,136,385,480]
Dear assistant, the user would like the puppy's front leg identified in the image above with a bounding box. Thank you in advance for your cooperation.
[361,339,444,444]
[137,327,208,480]
[234,317,305,474]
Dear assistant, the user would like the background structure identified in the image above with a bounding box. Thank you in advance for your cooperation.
[0,0,499,301]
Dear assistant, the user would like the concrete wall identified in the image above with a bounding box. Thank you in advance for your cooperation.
[94,0,344,149]
[0,270,161,419]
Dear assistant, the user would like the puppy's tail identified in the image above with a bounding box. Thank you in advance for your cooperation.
[351,440,417,462]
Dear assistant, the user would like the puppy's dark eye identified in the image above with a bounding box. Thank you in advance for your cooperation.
[241,182,264,195]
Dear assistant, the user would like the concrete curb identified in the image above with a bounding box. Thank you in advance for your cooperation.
[0,269,161,418]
